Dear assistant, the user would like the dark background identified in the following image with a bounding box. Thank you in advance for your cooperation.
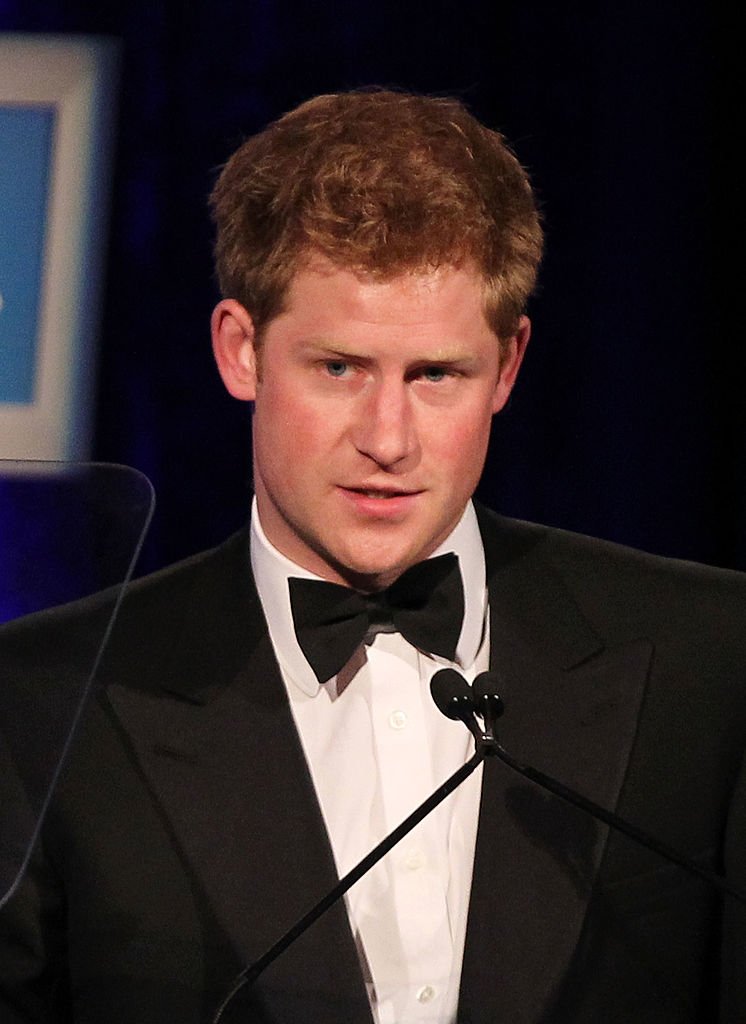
[2,2,743,576]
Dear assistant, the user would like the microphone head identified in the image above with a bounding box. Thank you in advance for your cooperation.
[430,668,474,721]
[472,671,505,719]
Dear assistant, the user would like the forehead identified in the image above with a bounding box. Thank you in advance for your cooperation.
[273,258,493,341]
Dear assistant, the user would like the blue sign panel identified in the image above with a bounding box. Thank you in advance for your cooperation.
[0,105,55,404]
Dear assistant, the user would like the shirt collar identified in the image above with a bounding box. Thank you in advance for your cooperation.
[250,500,487,697]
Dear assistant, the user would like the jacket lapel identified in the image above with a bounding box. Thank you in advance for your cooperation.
[458,510,652,1023]
[103,531,372,1023]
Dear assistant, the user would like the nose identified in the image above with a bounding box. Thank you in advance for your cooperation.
[353,378,419,469]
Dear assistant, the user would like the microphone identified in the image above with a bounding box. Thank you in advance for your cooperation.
[430,668,489,747]
[435,668,746,905]
[430,667,504,752]
[211,668,491,1023]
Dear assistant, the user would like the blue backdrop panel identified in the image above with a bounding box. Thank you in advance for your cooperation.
[0,104,54,404]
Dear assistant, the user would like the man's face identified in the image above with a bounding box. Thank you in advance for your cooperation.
[213,259,528,589]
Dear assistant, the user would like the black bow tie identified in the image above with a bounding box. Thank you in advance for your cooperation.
[288,552,464,683]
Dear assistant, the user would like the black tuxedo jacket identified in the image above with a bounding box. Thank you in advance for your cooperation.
[1,506,745,1023]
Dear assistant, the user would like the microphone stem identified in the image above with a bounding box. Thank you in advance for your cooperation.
[492,742,746,904]
[212,748,486,1023]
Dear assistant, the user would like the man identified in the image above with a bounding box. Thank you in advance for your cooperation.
[1,89,744,1023]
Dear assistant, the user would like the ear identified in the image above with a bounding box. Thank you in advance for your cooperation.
[491,316,531,414]
[211,299,259,401]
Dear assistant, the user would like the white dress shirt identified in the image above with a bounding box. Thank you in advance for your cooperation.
[250,502,489,1024]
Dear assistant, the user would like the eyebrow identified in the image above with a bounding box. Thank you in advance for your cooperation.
[301,340,480,365]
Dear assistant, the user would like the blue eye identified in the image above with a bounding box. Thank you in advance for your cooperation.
[422,366,447,383]
[325,361,349,377]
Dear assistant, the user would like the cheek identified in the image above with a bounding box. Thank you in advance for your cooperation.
[433,406,493,467]
[255,391,338,472]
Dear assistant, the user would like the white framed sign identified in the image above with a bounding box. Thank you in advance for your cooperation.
[0,34,119,459]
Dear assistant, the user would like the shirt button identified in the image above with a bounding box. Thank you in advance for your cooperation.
[404,849,425,871]
[417,985,436,1004]
[388,710,408,730]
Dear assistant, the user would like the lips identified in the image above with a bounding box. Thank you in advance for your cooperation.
[348,488,416,499]
[342,484,422,499]
[338,485,422,517]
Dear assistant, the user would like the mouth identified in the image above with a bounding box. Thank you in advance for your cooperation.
[338,485,423,516]
[343,486,421,499]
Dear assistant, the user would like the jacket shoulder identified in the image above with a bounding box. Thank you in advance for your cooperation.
[475,504,746,638]
[0,530,256,689]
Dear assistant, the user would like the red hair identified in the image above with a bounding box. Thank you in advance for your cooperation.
[210,89,543,343]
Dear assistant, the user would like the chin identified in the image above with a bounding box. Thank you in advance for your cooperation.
[333,549,425,590]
